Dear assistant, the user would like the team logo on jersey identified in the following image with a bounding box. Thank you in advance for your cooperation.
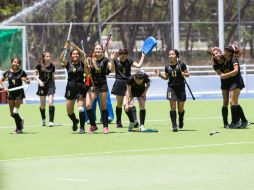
[12,79,16,85]
[95,68,101,73]
[40,90,44,94]
[73,68,77,73]
[67,91,70,97]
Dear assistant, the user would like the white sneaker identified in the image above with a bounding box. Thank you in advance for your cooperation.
[42,119,46,127]
[139,125,146,132]
[49,122,54,127]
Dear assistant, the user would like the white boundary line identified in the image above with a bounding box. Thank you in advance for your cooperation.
[1,141,254,162]
[0,116,222,129]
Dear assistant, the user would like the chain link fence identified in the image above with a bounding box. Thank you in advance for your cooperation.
[1,0,254,70]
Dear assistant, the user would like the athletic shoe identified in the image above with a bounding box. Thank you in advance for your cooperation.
[42,119,46,127]
[172,125,178,132]
[240,121,250,128]
[133,120,139,128]
[49,122,54,127]
[139,125,147,132]
[88,125,98,133]
[103,127,109,134]
[116,121,123,128]
[13,129,23,134]
[128,122,135,132]
[224,124,230,129]
[72,119,79,131]
[228,121,241,129]
[79,128,85,134]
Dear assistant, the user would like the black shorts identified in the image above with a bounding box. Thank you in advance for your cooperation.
[91,82,108,93]
[36,84,55,96]
[221,77,245,91]
[166,86,186,102]
[111,79,127,96]
[132,87,145,97]
[8,89,25,100]
[221,79,232,90]
[65,83,87,100]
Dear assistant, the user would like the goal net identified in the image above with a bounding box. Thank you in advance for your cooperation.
[0,26,26,70]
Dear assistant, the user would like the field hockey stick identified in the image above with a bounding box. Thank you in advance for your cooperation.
[0,84,29,92]
[184,78,195,100]
[81,40,85,53]
[61,21,73,65]
[103,32,112,52]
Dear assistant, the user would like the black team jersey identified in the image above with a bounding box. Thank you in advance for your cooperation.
[127,73,150,97]
[114,59,133,80]
[66,61,85,84]
[35,63,55,85]
[90,57,110,87]
[165,61,187,87]
[3,69,27,89]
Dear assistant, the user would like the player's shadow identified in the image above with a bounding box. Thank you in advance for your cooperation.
[178,129,197,132]
[10,132,38,135]
[72,131,127,135]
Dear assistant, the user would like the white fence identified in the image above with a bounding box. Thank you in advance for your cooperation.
[2,64,254,103]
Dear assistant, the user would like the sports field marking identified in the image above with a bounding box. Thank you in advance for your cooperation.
[1,141,253,162]
[56,178,88,182]
[0,116,222,129]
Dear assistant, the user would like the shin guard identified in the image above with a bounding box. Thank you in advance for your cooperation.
[222,106,228,126]
[102,109,108,128]
[140,109,146,125]
[49,106,55,122]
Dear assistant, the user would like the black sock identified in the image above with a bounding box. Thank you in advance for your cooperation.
[68,113,77,122]
[237,105,247,122]
[130,106,137,122]
[40,107,46,120]
[49,106,55,122]
[79,111,85,129]
[116,106,122,123]
[86,109,96,126]
[170,111,177,126]
[11,113,22,130]
[230,105,239,124]
[140,109,146,125]
[178,110,185,128]
[222,106,228,125]
[102,109,108,128]
[125,110,134,123]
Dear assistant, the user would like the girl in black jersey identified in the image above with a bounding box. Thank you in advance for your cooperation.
[209,47,230,128]
[110,48,145,128]
[85,44,111,134]
[155,49,189,132]
[0,57,30,134]
[220,45,249,128]
[34,51,56,127]
[123,71,150,132]
[60,42,88,134]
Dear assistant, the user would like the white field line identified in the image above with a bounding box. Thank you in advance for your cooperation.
[1,141,254,162]
[56,178,88,182]
[0,116,221,129]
